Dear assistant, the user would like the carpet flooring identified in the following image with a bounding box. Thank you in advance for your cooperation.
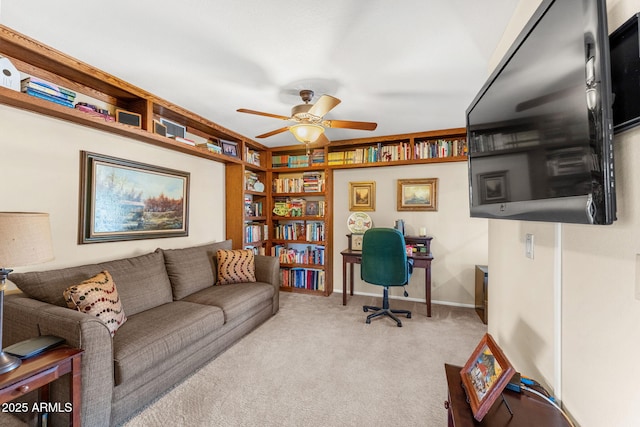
[122,292,487,426]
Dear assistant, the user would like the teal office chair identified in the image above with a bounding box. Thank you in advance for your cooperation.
[361,228,413,327]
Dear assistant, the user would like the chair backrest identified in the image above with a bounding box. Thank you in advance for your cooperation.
[361,228,409,287]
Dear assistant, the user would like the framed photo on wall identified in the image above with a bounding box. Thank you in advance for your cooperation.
[459,333,515,422]
[397,178,438,211]
[79,151,190,243]
[349,181,375,211]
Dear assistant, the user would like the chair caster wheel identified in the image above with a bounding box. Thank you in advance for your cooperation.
[363,307,368,312]
[407,313,412,319]
[397,322,403,327]
[366,319,371,324]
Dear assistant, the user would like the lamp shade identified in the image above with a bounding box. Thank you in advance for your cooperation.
[0,212,54,268]
[289,124,325,143]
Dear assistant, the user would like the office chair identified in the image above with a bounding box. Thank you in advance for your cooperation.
[361,228,413,327]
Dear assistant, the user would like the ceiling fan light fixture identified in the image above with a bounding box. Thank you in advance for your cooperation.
[289,123,325,144]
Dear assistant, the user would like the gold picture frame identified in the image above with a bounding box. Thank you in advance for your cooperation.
[349,181,375,211]
[397,178,438,211]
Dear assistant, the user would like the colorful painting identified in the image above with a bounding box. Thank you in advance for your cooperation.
[80,151,189,243]
[460,333,514,422]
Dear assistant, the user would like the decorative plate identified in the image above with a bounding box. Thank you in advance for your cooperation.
[347,212,373,234]
[253,181,265,192]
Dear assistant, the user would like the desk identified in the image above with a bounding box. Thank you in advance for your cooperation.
[444,363,570,426]
[0,346,83,426]
[340,248,434,317]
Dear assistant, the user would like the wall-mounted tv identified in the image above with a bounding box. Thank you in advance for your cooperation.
[466,0,616,225]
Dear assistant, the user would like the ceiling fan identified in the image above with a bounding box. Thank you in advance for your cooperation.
[237,89,377,151]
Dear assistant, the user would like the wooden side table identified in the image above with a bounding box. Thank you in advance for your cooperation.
[444,363,570,426]
[0,346,83,426]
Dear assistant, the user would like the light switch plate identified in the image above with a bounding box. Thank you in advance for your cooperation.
[525,234,534,259]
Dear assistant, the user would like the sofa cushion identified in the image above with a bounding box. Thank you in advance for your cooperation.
[98,251,173,316]
[181,282,273,324]
[161,240,232,300]
[63,270,127,336]
[10,264,103,307]
[216,249,256,285]
[112,301,224,386]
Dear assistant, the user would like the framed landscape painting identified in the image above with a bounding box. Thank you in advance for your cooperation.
[79,151,190,243]
[349,181,376,211]
[397,178,438,211]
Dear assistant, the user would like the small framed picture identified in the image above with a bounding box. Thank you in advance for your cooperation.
[349,181,375,211]
[460,333,515,422]
[348,233,364,251]
[221,140,239,157]
[397,178,438,211]
[305,201,320,217]
[479,171,509,204]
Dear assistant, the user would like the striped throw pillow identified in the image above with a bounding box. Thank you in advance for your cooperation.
[63,270,127,336]
[216,249,256,285]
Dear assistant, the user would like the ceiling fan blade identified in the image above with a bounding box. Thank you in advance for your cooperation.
[324,120,378,131]
[314,133,331,146]
[308,95,341,117]
[237,108,290,121]
[255,127,290,138]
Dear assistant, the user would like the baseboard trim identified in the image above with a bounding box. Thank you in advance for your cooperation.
[335,290,475,309]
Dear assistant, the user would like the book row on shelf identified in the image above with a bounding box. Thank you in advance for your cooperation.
[244,171,262,191]
[271,150,324,168]
[244,196,264,217]
[245,223,267,243]
[244,245,266,255]
[280,268,325,291]
[244,147,262,167]
[414,138,467,158]
[328,142,411,165]
[272,222,325,241]
[272,245,325,266]
[272,172,325,193]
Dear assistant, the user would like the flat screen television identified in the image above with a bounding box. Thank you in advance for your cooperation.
[466,0,616,225]
[610,13,640,134]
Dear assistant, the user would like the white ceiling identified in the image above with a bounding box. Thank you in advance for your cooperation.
[0,0,517,147]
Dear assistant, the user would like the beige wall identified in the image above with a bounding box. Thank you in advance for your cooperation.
[488,1,640,425]
[0,104,226,286]
[332,162,488,306]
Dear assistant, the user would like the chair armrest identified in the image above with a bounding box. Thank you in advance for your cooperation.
[4,293,114,427]
[254,255,280,314]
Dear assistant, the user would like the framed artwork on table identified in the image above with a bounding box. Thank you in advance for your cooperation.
[348,233,364,251]
[397,178,438,211]
[79,151,189,243]
[349,181,375,211]
[459,333,515,422]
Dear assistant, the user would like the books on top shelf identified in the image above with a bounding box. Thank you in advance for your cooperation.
[245,147,261,167]
[170,136,196,146]
[21,77,76,108]
[196,141,223,154]
[414,138,467,159]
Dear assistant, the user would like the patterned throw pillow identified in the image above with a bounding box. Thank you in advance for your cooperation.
[63,270,127,336]
[216,249,256,285]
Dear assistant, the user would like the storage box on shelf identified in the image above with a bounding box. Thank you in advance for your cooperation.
[268,147,333,296]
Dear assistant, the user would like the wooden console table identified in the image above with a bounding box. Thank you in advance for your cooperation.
[341,235,434,316]
[444,363,570,426]
[0,346,83,426]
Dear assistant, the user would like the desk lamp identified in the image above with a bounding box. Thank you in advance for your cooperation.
[0,212,54,373]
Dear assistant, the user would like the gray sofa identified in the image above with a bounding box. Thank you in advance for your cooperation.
[4,240,279,427]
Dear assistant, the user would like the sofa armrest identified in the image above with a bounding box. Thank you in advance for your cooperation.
[254,255,280,314]
[4,293,114,427]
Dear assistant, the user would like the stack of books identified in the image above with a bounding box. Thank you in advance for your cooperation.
[21,77,76,108]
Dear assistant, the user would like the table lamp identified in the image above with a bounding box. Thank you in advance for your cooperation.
[0,212,54,374]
